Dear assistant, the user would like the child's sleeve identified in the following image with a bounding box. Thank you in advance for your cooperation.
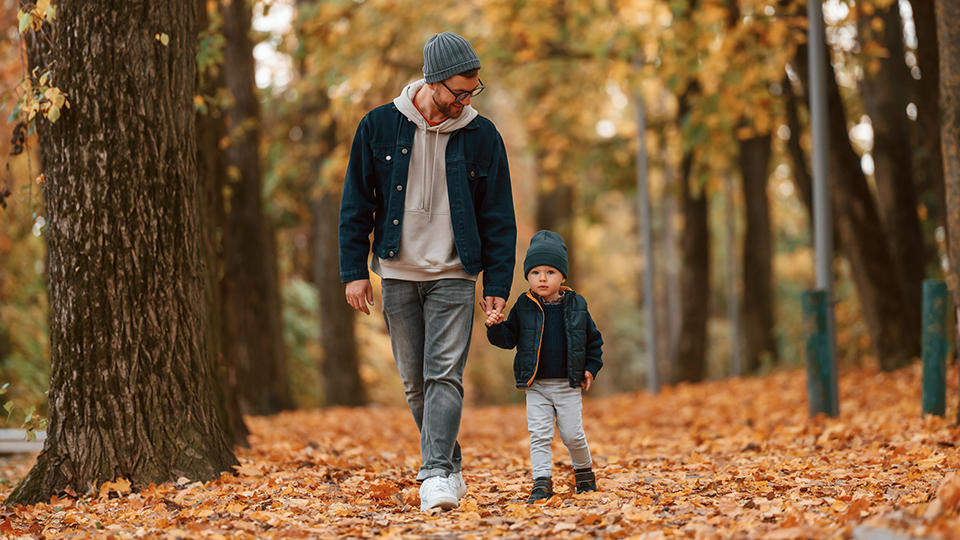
[486,304,520,349]
[584,311,604,378]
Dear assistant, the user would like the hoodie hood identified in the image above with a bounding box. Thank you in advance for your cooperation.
[394,79,478,133]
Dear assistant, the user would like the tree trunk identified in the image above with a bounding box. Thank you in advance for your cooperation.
[535,173,576,280]
[659,144,681,384]
[673,148,710,383]
[910,0,946,259]
[6,0,236,506]
[295,0,365,406]
[794,33,919,370]
[197,0,250,446]
[739,134,778,372]
[936,0,960,355]
[220,0,292,414]
[311,195,366,405]
[859,3,926,345]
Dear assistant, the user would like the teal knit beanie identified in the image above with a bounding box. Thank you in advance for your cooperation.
[423,32,481,83]
[523,230,568,278]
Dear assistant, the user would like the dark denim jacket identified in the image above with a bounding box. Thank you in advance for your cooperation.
[338,102,517,300]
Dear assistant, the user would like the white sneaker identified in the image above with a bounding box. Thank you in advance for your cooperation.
[419,476,458,511]
[448,472,467,499]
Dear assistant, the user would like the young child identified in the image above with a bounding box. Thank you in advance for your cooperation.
[485,230,603,503]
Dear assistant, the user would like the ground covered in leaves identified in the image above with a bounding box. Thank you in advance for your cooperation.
[2,364,960,538]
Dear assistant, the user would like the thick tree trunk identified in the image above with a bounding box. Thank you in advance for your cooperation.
[197,1,250,446]
[910,0,946,256]
[311,194,365,405]
[739,134,778,372]
[794,35,919,370]
[6,0,237,506]
[859,3,926,345]
[937,0,960,351]
[220,0,292,414]
[673,149,710,383]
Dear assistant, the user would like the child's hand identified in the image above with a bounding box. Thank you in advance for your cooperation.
[485,311,504,326]
[580,371,594,392]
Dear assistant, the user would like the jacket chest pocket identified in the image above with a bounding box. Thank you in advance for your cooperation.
[372,146,396,185]
[465,160,490,184]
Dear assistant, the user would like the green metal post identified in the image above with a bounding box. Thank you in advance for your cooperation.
[803,290,838,417]
[922,279,948,416]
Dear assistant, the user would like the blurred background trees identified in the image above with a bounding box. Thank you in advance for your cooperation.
[0,0,951,415]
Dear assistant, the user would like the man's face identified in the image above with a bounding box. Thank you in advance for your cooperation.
[431,73,481,118]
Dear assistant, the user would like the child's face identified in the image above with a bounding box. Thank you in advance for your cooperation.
[527,265,565,301]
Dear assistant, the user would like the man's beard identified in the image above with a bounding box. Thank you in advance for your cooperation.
[432,95,463,119]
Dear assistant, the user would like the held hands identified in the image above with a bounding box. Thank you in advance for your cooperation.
[581,371,594,392]
[484,310,504,326]
[345,279,374,315]
[480,296,506,327]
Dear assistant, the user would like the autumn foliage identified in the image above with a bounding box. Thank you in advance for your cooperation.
[0,363,957,537]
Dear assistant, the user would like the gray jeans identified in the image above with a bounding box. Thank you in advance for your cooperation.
[525,379,592,479]
[381,278,475,481]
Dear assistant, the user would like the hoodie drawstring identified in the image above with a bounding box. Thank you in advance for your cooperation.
[426,126,441,221]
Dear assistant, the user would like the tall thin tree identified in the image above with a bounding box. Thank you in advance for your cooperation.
[197,0,250,444]
[739,134,778,372]
[220,0,292,414]
[858,2,926,344]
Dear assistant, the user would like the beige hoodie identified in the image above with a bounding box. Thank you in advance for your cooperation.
[371,80,479,282]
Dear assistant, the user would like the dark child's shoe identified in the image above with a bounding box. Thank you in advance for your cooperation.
[527,477,554,503]
[574,468,598,493]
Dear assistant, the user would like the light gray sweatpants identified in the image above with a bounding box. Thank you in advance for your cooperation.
[525,378,592,479]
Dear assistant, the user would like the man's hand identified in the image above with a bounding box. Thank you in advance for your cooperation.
[580,371,594,392]
[345,279,374,315]
[480,296,506,320]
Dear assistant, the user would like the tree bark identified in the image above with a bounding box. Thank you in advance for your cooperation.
[936,0,960,353]
[859,3,926,345]
[910,0,946,256]
[197,0,249,445]
[673,147,710,383]
[794,33,919,370]
[220,0,292,414]
[6,0,237,506]
[739,134,778,372]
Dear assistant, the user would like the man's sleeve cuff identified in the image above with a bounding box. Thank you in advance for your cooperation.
[340,269,370,283]
[482,285,510,300]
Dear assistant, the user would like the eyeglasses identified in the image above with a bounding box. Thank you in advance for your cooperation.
[441,79,485,103]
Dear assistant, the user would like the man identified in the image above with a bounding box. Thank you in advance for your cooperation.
[338,32,516,511]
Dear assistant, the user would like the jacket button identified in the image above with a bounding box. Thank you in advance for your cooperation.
[396,185,403,191]
[393,219,399,225]
[386,155,392,161]
[401,148,408,155]
[388,251,395,257]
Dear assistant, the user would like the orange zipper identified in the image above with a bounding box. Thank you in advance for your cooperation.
[524,287,574,387]
[525,291,544,387]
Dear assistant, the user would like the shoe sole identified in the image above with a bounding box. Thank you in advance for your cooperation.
[420,496,458,512]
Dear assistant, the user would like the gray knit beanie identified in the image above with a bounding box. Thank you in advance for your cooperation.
[423,32,481,83]
[524,230,568,278]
